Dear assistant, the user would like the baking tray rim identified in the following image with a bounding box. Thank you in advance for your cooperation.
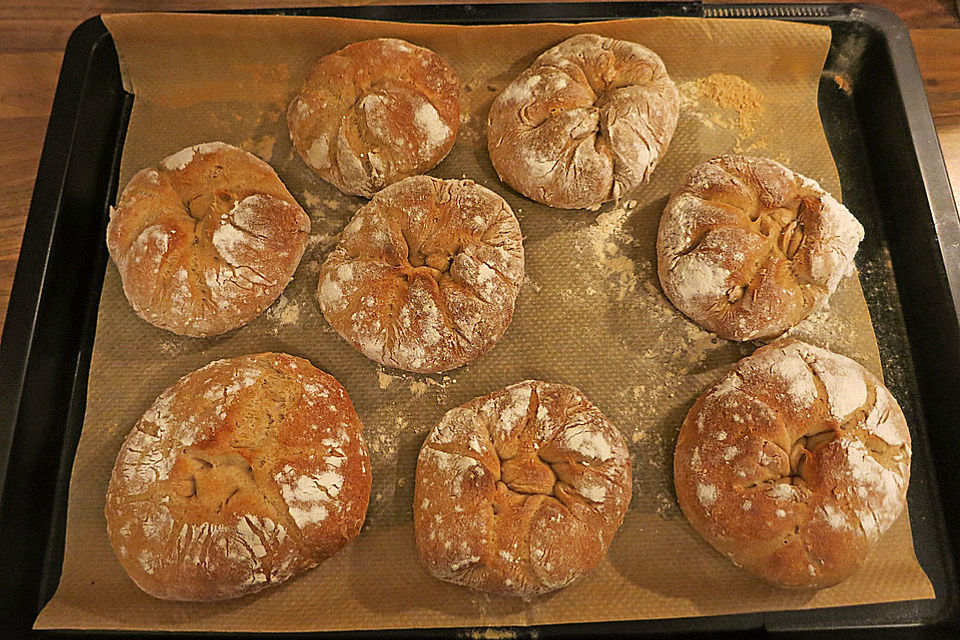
[1,2,958,636]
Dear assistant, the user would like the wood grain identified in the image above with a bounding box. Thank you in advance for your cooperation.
[0,0,958,338]
[914,29,960,121]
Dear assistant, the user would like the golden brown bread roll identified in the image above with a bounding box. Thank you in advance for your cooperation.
[657,155,864,341]
[674,340,911,589]
[105,353,371,601]
[487,33,679,210]
[318,175,524,374]
[106,142,310,337]
[415,380,632,598]
[288,38,460,197]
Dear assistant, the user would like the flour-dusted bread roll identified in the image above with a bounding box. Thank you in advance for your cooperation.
[487,33,679,210]
[106,142,310,337]
[415,380,632,598]
[318,175,524,374]
[657,156,864,341]
[288,38,460,198]
[105,353,371,601]
[674,340,911,589]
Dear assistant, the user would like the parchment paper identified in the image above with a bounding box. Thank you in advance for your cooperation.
[35,12,934,632]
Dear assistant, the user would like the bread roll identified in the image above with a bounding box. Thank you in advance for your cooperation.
[106,142,310,337]
[657,155,864,341]
[288,38,460,197]
[105,353,371,601]
[674,340,911,589]
[487,33,679,209]
[318,175,524,374]
[415,380,632,598]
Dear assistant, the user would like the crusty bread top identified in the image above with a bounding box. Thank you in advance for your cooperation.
[657,155,864,341]
[674,340,910,589]
[105,353,371,601]
[288,38,460,197]
[106,142,310,337]
[318,175,524,373]
[488,33,679,209]
[415,380,632,598]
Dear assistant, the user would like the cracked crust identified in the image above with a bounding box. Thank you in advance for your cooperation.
[657,155,864,341]
[104,353,371,601]
[487,33,679,210]
[414,380,632,598]
[288,38,460,198]
[674,340,911,589]
[106,142,311,337]
[318,175,524,373]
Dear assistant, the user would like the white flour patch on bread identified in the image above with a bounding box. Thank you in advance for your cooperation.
[414,100,450,152]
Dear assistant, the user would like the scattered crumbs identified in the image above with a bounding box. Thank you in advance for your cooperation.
[774,152,794,168]
[279,303,299,325]
[307,232,339,253]
[377,370,398,389]
[278,302,300,325]
[578,202,640,301]
[783,306,858,359]
[654,491,681,519]
[158,335,189,356]
[461,629,528,640]
[301,191,321,208]
[322,199,340,211]
[523,275,542,293]
[833,72,853,96]
[734,135,770,155]
[265,295,300,330]
[411,375,456,398]
[679,72,765,147]
[410,379,433,397]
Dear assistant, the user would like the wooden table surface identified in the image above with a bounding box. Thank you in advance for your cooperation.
[1,0,958,340]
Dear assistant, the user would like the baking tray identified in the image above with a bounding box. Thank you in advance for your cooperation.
[1,2,958,637]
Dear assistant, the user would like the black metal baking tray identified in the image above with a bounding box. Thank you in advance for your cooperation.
[1,2,959,638]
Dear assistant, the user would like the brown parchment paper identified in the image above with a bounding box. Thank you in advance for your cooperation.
[35,12,934,632]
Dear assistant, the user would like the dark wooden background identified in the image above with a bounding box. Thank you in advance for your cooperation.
[1,0,958,337]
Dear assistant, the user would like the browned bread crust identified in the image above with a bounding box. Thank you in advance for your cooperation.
[318,175,524,374]
[674,340,911,589]
[414,380,632,598]
[106,142,310,337]
[105,353,371,601]
[288,38,460,197]
[487,33,679,210]
[657,155,864,341]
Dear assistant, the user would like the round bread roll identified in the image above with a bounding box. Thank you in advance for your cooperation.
[414,380,632,598]
[318,175,524,374]
[105,353,371,601]
[657,155,864,341]
[106,142,310,337]
[674,340,911,589]
[288,38,460,198]
[487,33,679,210]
